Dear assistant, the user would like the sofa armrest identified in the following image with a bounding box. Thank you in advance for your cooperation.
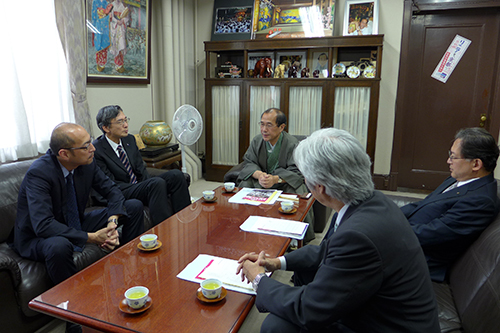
[0,245,22,289]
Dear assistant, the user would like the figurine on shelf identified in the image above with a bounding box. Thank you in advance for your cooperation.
[218,72,225,78]
[312,70,320,78]
[288,64,299,78]
[230,65,241,78]
[274,64,285,78]
[254,57,273,78]
[300,67,310,78]
[248,69,254,77]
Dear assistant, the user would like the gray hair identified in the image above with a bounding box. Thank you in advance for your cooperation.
[294,128,374,205]
[96,105,122,133]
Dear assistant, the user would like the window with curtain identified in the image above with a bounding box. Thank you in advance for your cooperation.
[249,86,281,140]
[212,86,240,165]
[288,86,322,135]
[333,87,371,150]
[0,0,73,163]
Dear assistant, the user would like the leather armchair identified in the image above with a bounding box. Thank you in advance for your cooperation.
[0,158,152,333]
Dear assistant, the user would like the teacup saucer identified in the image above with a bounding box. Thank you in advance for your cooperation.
[279,207,297,214]
[137,240,162,251]
[119,296,152,314]
[222,187,237,193]
[197,287,227,303]
[203,196,217,203]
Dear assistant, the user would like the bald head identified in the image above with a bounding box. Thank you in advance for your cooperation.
[50,123,85,156]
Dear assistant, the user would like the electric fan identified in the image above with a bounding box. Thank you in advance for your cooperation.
[172,104,203,174]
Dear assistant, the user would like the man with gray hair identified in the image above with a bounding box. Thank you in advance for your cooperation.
[236,128,439,332]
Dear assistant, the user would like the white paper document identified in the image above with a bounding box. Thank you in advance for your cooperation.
[240,215,308,240]
[228,187,282,206]
[177,254,257,295]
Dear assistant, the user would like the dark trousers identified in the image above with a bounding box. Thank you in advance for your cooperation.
[35,199,144,285]
[122,170,191,226]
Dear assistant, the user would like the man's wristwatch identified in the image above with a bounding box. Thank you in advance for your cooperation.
[277,177,283,184]
[252,273,266,291]
[108,218,118,225]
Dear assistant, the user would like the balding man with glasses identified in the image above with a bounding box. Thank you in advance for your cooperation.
[12,122,144,287]
[401,127,500,282]
[237,108,314,241]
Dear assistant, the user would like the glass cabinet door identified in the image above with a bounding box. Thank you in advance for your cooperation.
[288,86,322,136]
[333,86,371,150]
[249,86,281,140]
[212,85,240,165]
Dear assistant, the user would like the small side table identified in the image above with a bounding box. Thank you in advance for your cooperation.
[142,150,182,169]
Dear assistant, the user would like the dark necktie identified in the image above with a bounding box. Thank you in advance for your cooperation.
[323,212,339,242]
[66,173,82,252]
[443,181,458,193]
[117,145,138,184]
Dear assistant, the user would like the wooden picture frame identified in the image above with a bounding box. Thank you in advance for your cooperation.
[86,0,151,84]
[309,48,330,78]
[276,51,307,78]
[211,0,255,41]
[343,0,378,36]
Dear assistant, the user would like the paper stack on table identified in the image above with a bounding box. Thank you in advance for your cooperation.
[239,216,308,240]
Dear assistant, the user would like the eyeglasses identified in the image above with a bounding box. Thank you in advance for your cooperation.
[112,117,130,126]
[258,121,277,129]
[448,150,468,161]
[62,137,94,151]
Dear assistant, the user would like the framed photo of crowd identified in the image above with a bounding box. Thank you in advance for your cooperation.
[211,0,255,41]
[343,0,378,36]
[85,0,152,83]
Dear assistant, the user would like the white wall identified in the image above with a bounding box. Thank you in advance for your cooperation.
[87,84,153,137]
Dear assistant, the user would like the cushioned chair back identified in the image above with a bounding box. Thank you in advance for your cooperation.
[0,159,36,243]
[448,181,500,333]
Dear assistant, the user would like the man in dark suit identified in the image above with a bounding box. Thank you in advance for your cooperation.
[401,127,500,282]
[237,128,440,333]
[93,105,191,226]
[12,123,144,285]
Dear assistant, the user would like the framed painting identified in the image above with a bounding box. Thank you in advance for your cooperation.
[276,51,307,78]
[86,0,151,84]
[309,49,329,78]
[343,0,378,36]
[211,0,255,41]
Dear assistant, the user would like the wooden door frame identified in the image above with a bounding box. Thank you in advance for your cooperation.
[389,0,500,191]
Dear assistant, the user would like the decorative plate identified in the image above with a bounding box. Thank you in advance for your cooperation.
[332,63,346,76]
[346,66,361,79]
[363,66,376,78]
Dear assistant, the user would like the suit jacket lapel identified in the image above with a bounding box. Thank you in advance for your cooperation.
[100,136,129,173]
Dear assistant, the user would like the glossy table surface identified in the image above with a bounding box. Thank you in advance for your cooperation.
[29,187,314,333]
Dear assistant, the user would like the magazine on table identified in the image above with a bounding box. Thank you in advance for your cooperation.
[228,187,282,205]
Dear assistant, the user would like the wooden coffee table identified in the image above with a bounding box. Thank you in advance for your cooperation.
[29,187,314,333]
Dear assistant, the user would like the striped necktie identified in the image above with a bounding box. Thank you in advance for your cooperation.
[117,145,138,184]
[443,182,458,193]
[66,173,83,252]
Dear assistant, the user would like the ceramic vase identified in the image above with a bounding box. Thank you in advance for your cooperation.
[139,121,172,146]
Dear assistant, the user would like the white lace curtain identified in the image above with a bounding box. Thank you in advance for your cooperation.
[249,86,281,140]
[334,87,371,149]
[0,0,73,163]
[288,86,322,135]
[212,86,240,165]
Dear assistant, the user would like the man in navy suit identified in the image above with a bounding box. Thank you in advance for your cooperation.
[12,123,144,286]
[401,127,500,282]
[237,128,440,333]
[93,105,191,226]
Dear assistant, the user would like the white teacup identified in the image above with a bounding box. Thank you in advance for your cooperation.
[140,234,158,249]
[203,190,215,201]
[280,200,294,213]
[200,278,222,299]
[125,286,149,309]
[224,182,235,192]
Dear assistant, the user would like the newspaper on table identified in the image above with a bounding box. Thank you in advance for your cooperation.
[228,187,282,206]
[240,215,308,240]
[177,254,270,295]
